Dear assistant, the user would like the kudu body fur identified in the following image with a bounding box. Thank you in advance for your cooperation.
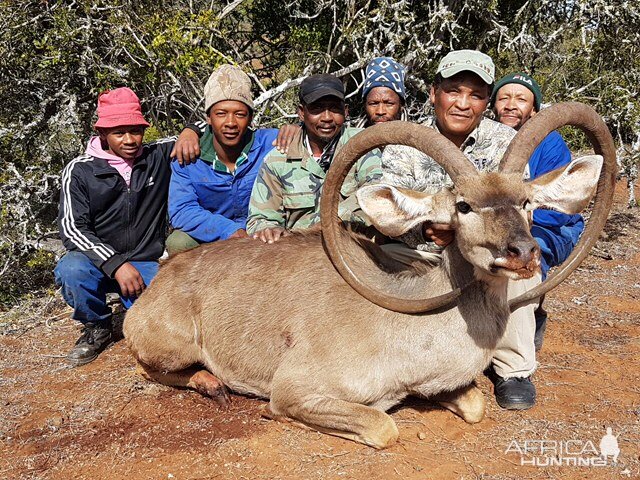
[124,103,615,449]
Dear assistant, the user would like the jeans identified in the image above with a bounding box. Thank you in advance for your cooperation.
[54,251,159,325]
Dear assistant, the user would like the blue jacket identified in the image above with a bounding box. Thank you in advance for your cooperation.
[528,130,584,278]
[169,128,279,242]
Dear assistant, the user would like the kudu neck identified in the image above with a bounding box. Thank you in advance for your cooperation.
[441,243,510,349]
[440,244,475,291]
[441,243,509,304]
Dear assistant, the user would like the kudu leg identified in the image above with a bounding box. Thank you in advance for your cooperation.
[137,361,231,408]
[269,391,399,449]
[431,382,485,424]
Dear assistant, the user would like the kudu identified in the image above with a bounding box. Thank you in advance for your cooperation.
[124,103,615,449]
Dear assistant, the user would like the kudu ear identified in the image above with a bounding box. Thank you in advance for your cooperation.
[357,184,453,237]
[530,155,603,214]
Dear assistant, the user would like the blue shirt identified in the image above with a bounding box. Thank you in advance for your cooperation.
[169,128,279,242]
[528,130,584,277]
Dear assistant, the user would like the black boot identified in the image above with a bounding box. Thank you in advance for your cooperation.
[66,322,113,366]
[486,367,536,410]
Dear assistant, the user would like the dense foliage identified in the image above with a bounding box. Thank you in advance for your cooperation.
[1,0,638,308]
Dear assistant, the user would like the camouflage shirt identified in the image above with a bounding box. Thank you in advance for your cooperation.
[247,127,382,234]
[381,116,517,249]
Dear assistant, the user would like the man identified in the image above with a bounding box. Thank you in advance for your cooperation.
[246,73,382,242]
[382,50,516,246]
[490,72,584,352]
[379,50,542,410]
[357,56,407,127]
[274,56,407,152]
[166,65,278,255]
[55,88,195,366]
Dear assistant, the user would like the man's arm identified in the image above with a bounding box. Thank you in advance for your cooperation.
[170,120,207,164]
[530,133,580,228]
[531,221,583,276]
[168,161,246,242]
[141,133,201,168]
[529,132,584,274]
[58,162,126,277]
[246,160,288,239]
[529,131,572,178]
[339,149,383,225]
[273,123,301,154]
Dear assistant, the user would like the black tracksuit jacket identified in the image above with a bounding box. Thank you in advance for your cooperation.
[58,138,176,277]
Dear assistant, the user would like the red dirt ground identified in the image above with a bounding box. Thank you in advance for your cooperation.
[1,181,638,480]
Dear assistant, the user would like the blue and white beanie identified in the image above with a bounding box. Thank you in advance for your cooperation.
[362,57,406,101]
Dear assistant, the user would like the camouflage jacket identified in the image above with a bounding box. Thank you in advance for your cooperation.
[246,127,382,234]
[381,115,517,249]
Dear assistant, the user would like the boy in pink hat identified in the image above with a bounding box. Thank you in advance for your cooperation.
[54,87,194,366]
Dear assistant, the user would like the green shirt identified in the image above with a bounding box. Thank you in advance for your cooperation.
[246,127,382,234]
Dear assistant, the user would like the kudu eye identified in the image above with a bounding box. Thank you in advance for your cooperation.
[456,201,472,214]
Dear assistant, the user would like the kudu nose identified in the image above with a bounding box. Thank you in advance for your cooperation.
[506,239,538,264]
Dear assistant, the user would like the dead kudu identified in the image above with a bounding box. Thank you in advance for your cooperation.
[124,103,615,448]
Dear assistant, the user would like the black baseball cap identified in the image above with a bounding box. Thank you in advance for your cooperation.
[299,74,345,104]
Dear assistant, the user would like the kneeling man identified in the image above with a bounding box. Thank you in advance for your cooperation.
[166,65,278,254]
[55,88,192,365]
[247,73,382,242]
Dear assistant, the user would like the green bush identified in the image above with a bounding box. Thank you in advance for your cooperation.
[0,245,56,310]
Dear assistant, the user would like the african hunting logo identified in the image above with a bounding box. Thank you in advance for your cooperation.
[505,427,621,467]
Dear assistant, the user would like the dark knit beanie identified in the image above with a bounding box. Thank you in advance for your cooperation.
[490,72,542,111]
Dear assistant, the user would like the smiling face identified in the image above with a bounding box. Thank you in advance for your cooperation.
[298,95,347,147]
[207,100,252,149]
[98,125,146,161]
[430,72,491,147]
[364,87,402,125]
[493,83,537,130]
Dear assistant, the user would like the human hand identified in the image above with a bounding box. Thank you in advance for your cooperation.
[252,227,290,244]
[170,128,200,165]
[228,229,249,239]
[423,223,455,247]
[272,124,301,153]
[114,262,145,298]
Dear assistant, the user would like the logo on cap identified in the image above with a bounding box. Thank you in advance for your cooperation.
[513,74,533,86]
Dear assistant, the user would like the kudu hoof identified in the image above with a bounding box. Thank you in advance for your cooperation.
[189,370,232,409]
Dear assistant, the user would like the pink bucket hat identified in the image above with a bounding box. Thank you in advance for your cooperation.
[94,87,150,129]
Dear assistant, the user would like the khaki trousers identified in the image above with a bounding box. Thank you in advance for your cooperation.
[380,243,541,379]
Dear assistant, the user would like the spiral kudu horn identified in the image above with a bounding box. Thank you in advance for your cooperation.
[499,102,616,310]
[320,121,477,313]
